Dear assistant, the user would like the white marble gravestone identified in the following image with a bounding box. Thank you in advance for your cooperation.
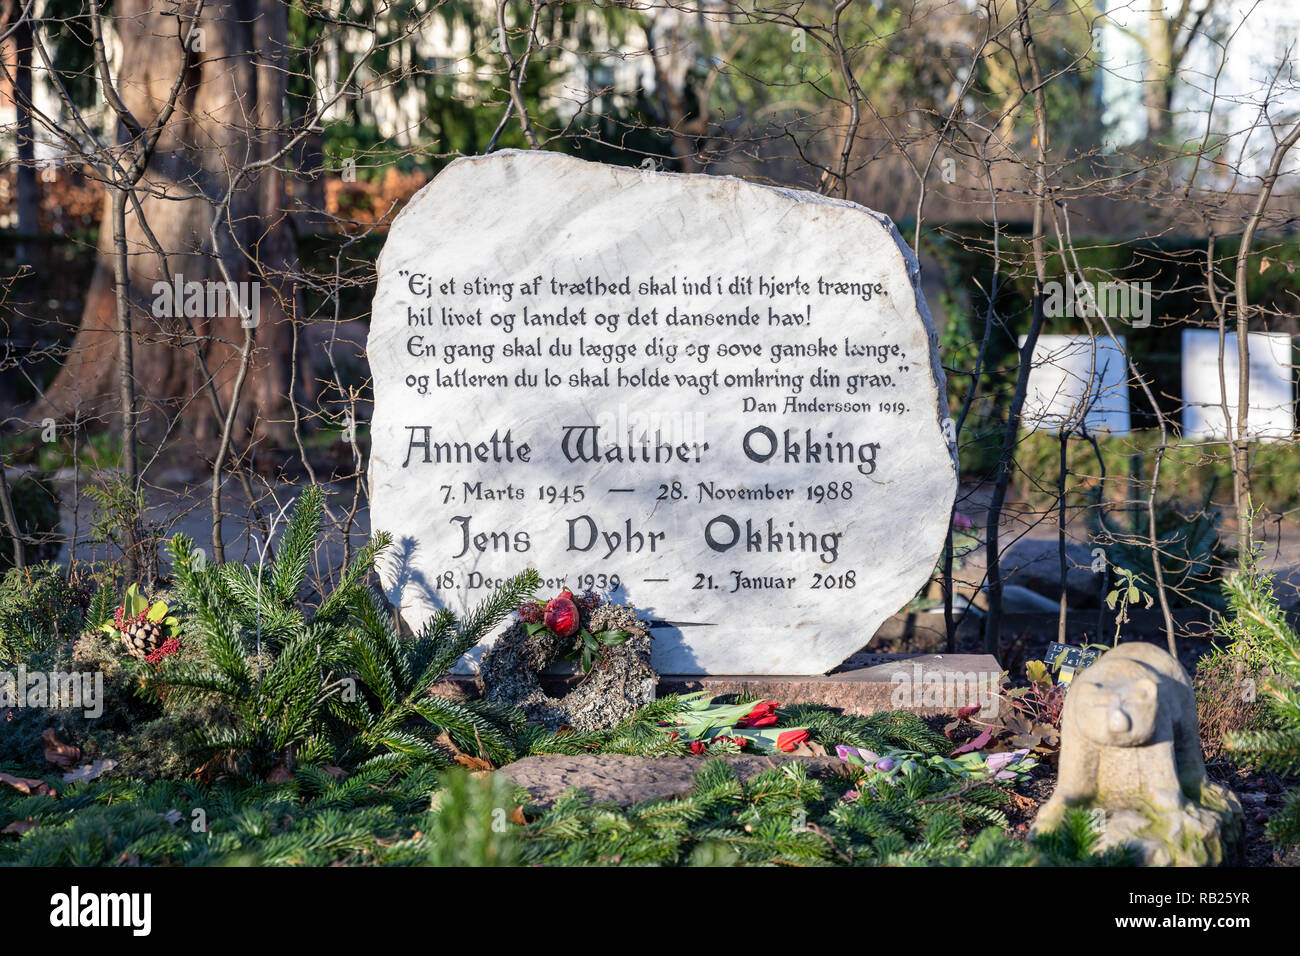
[367,150,957,674]
[1020,334,1131,435]
[1181,330,1294,440]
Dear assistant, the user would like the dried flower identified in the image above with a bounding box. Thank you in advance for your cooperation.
[517,601,545,624]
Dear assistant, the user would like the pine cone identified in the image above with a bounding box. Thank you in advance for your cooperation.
[122,619,166,660]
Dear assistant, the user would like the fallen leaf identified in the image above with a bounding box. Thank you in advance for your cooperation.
[951,728,993,755]
[42,728,81,769]
[453,754,494,772]
[509,806,528,826]
[2,819,36,836]
[0,772,52,796]
[1007,791,1039,812]
[957,704,982,719]
[61,759,118,784]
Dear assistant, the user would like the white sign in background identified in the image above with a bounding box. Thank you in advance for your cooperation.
[1181,330,1294,440]
[1019,334,1132,435]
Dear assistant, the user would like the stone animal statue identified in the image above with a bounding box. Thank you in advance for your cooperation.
[1031,641,1242,866]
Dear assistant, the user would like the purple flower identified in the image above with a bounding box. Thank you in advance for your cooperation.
[835,746,879,766]
[995,769,1017,781]
[875,757,896,772]
[985,751,1017,773]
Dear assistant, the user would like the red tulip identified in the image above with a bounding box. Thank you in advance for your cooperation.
[776,729,810,752]
[737,701,778,728]
[543,590,580,637]
[689,741,707,755]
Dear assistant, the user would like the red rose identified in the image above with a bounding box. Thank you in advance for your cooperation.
[737,701,778,728]
[543,590,580,637]
[689,741,707,755]
[776,729,810,753]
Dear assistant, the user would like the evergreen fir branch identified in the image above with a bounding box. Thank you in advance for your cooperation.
[419,569,540,687]
[83,580,115,632]
[1267,788,1300,849]
[408,696,517,764]
[270,485,324,605]
[316,531,392,629]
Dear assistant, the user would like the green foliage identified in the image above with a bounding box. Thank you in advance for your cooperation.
[1029,808,1143,866]
[0,563,85,663]
[421,770,521,866]
[152,485,538,779]
[518,758,1125,867]
[151,527,348,778]
[0,765,446,866]
[1218,566,1300,848]
[1195,563,1278,763]
[331,572,538,770]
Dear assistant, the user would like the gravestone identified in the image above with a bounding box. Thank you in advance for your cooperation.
[1019,333,1130,435]
[1182,330,1294,440]
[367,150,956,675]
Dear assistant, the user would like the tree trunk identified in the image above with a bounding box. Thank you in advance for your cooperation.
[10,9,39,237]
[1143,3,1171,142]
[30,0,296,452]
